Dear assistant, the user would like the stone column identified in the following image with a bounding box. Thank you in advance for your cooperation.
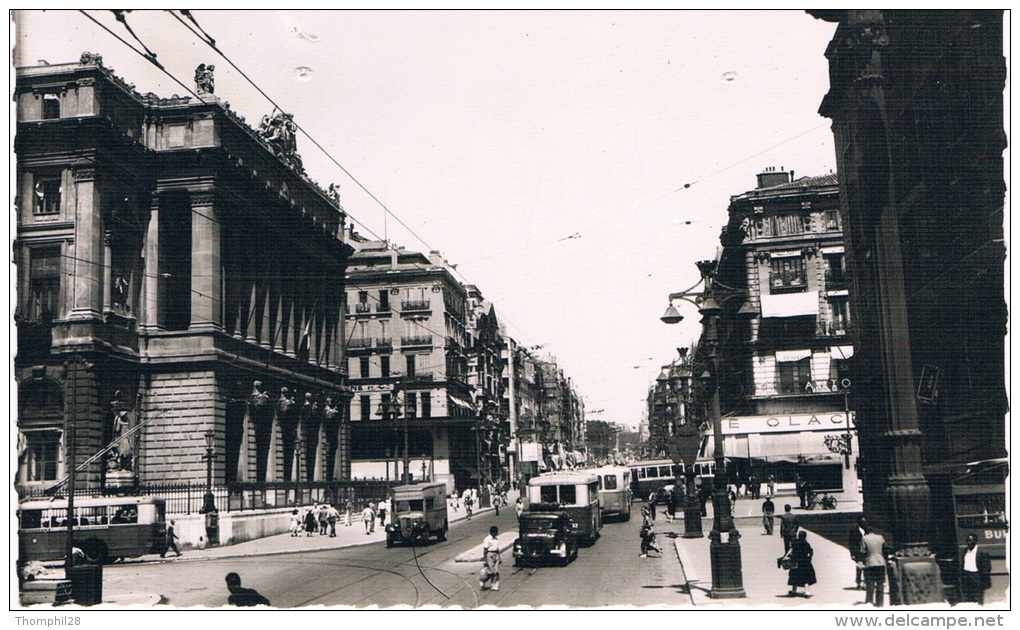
[189,190,222,331]
[140,196,160,332]
[69,164,102,320]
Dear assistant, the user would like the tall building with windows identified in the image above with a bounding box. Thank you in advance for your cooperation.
[14,54,354,505]
[707,168,860,503]
[344,240,489,491]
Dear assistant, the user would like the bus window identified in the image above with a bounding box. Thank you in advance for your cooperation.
[396,500,424,512]
[540,486,558,503]
[559,485,577,504]
[604,475,618,490]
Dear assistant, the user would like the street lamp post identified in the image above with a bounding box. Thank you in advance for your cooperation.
[200,430,217,514]
[661,258,755,599]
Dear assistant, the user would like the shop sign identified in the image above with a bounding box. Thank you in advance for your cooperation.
[721,412,855,435]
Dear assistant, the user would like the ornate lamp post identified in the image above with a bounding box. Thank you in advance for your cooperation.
[200,430,217,514]
[661,258,757,599]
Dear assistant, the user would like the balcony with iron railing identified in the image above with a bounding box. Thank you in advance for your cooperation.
[354,303,372,314]
[768,270,808,294]
[401,335,433,348]
[348,337,373,349]
[824,271,848,291]
[817,321,851,337]
[376,337,393,351]
[401,299,431,313]
[376,303,392,314]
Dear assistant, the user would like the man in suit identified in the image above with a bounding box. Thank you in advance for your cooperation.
[960,533,992,605]
[861,524,889,607]
[849,516,868,589]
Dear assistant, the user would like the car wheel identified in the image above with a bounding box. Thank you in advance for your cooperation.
[385,533,394,548]
[437,522,448,542]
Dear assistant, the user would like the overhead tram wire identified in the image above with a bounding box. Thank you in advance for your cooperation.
[85,9,557,362]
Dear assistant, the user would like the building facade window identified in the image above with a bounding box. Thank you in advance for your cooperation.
[359,356,370,378]
[769,256,807,293]
[360,394,371,421]
[28,246,61,321]
[33,176,62,215]
[406,392,417,419]
[378,290,389,311]
[761,213,811,237]
[381,355,390,377]
[406,354,416,377]
[824,253,847,289]
[778,357,812,393]
[421,393,431,419]
[828,296,851,335]
[23,432,61,481]
[823,210,841,231]
[42,94,61,120]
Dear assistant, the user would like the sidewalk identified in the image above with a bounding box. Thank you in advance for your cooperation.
[664,493,867,608]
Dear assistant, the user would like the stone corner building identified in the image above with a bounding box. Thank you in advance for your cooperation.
[810,10,1007,603]
[14,54,355,509]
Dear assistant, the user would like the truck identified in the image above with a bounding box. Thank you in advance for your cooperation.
[385,481,449,547]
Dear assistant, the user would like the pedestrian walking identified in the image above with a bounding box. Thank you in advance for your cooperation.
[464,490,474,519]
[959,533,992,605]
[327,504,339,537]
[317,504,329,535]
[795,474,806,509]
[161,519,182,558]
[378,500,388,528]
[304,508,317,536]
[849,516,867,589]
[639,508,662,558]
[368,501,377,533]
[783,530,817,597]
[361,504,375,535]
[647,490,658,521]
[780,504,799,553]
[766,474,776,499]
[480,526,502,591]
[452,490,460,512]
[345,500,353,526]
[762,496,775,535]
[289,509,302,537]
[225,572,270,607]
[861,523,890,607]
[515,496,524,522]
[665,489,679,523]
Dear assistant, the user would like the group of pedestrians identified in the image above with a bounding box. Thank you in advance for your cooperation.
[288,501,364,538]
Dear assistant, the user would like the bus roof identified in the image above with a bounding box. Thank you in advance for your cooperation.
[390,481,446,494]
[18,495,165,510]
[529,471,599,485]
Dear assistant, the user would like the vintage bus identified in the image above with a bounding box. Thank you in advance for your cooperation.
[18,495,167,564]
[951,460,1008,558]
[527,471,602,545]
[593,466,633,521]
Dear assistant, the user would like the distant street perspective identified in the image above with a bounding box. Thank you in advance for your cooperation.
[12,10,1008,611]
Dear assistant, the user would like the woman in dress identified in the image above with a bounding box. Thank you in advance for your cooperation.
[787,530,818,597]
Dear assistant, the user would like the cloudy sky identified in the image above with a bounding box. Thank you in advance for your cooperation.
[13,10,840,429]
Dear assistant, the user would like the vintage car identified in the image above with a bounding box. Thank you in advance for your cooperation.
[513,508,578,566]
[385,482,449,547]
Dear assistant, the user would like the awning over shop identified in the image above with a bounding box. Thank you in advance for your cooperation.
[775,348,812,363]
[760,290,819,317]
[448,396,475,411]
[831,345,854,359]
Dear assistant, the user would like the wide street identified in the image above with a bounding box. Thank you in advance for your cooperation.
[101,505,689,608]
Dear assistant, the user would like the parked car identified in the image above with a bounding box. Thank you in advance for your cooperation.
[513,510,578,567]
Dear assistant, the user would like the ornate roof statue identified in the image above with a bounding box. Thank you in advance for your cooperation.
[195,63,215,95]
[258,110,304,174]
